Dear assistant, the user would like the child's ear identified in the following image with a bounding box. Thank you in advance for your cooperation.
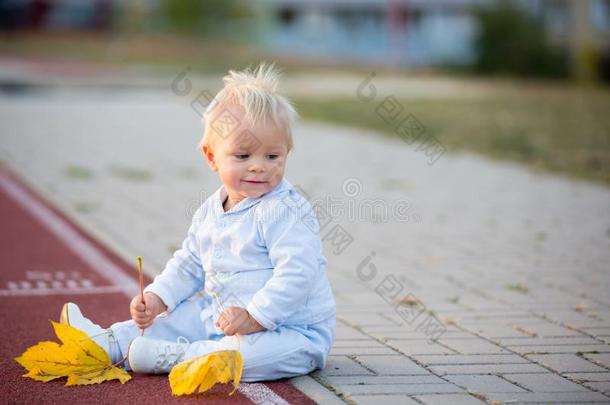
[202,146,218,172]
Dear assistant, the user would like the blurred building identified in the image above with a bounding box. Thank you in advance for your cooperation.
[251,0,484,67]
[251,0,610,73]
[0,0,115,31]
[2,0,609,78]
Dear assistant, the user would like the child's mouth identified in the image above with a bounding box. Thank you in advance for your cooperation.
[243,180,267,184]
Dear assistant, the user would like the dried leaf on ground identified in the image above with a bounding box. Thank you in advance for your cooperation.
[15,320,131,386]
[169,350,243,396]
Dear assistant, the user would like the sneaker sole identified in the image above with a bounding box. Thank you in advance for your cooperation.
[126,336,139,371]
[59,303,70,325]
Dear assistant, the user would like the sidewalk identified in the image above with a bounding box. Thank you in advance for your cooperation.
[1,73,609,403]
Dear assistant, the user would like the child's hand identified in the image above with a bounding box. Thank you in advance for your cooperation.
[216,307,265,336]
[130,292,167,329]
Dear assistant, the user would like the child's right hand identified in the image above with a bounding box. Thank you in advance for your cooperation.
[130,292,167,329]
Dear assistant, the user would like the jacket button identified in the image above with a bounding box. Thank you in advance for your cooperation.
[214,249,223,259]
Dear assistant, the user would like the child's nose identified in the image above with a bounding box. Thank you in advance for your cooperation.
[248,158,266,172]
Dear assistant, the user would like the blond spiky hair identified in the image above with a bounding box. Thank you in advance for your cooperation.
[199,62,297,152]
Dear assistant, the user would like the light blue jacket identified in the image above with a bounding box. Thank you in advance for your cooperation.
[145,178,336,331]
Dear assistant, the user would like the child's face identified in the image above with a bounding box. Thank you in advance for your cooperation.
[203,105,289,209]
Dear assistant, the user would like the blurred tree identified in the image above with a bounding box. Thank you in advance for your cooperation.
[473,2,568,79]
[162,0,245,34]
[567,0,598,82]
[162,0,204,32]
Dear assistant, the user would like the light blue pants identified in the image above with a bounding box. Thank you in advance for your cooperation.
[109,295,335,382]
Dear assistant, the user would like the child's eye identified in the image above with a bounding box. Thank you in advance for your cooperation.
[235,154,249,159]
[268,154,279,160]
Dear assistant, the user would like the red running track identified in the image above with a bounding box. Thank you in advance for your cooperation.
[0,165,315,404]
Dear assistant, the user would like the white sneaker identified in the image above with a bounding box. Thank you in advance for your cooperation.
[127,336,189,374]
[60,302,112,355]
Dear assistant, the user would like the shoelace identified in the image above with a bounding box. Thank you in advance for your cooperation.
[153,336,189,373]
[79,329,127,366]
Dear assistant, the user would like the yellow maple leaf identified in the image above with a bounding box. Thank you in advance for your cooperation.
[15,320,131,386]
[169,350,243,396]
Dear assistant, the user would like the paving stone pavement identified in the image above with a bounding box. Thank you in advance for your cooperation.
[1,83,609,404]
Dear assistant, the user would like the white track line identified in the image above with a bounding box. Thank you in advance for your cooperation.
[0,171,140,298]
[237,383,290,405]
[0,170,291,405]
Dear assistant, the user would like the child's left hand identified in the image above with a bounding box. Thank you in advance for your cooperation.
[216,307,265,336]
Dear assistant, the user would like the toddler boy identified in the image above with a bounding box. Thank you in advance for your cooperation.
[61,63,336,382]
